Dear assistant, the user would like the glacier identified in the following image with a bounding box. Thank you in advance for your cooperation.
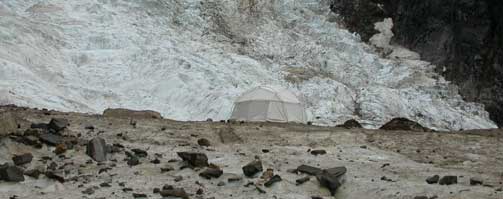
[0,0,497,130]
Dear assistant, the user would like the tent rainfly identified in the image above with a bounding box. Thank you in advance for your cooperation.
[230,86,307,123]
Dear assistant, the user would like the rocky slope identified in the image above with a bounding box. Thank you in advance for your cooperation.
[0,0,497,130]
[330,0,503,127]
[0,106,502,199]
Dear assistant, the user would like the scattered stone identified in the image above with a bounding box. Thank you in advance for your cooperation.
[150,158,161,164]
[360,145,368,149]
[174,176,183,182]
[86,137,107,162]
[38,133,63,146]
[177,152,208,167]
[17,135,41,147]
[48,118,69,132]
[12,153,33,166]
[122,188,133,192]
[196,188,204,195]
[103,108,162,119]
[132,148,148,158]
[262,149,270,153]
[24,169,42,179]
[127,156,140,166]
[255,186,266,194]
[217,127,243,144]
[0,164,25,182]
[161,166,174,173]
[297,165,323,176]
[310,149,327,156]
[132,193,147,198]
[264,175,282,187]
[217,181,226,186]
[380,176,393,182]
[316,167,347,196]
[379,118,429,132]
[470,177,483,186]
[159,188,189,199]
[296,176,310,185]
[45,170,65,183]
[439,176,458,185]
[426,175,440,184]
[197,138,211,147]
[414,196,428,199]
[82,187,95,195]
[30,123,48,130]
[84,125,95,130]
[228,175,243,183]
[242,160,263,177]
[200,167,223,179]
[339,119,363,129]
[153,188,160,193]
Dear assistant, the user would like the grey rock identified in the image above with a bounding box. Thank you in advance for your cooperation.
[12,153,33,166]
[426,175,439,184]
[199,167,223,179]
[38,133,63,146]
[86,137,107,162]
[48,118,69,132]
[242,160,263,177]
[177,152,208,167]
[297,165,323,176]
[0,164,25,182]
[264,175,282,187]
[439,176,458,185]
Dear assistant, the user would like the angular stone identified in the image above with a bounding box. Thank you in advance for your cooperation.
[131,148,148,158]
[127,156,140,166]
[264,175,282,187]
[426,175,440,184]
[177,152,208,167]
[439,176,458,185]
[86,137,107,162]
[310,150,327,156]
[316,167,347,196]
[197,138,211,147]
[48,118,69,132]
[0,164,25,182]
[470,177,483,186]
[159,188,189,199]
[45,170,65,183]
[24,169,42,179]
[12,153,33,165]
[38,133,63,146]
[296,176,311,185]
[297,165,323,176]
[30,123,49,130]
[242,160,263,177]
[132,193,147,198]
[199,167,223,179]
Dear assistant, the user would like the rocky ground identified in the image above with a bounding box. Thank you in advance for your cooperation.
[0,106,502,199]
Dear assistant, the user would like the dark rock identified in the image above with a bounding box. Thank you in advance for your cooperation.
[30,123,49,130]
[153,188,160,193]
[38,133,63,146]
[217,181,225,186]
[426,175,440,184]
[132,193,147,198]
[159,188,189,199]
[24,169,42,179]
[12,153,33,166]
[379,118,429,132]
[161,166,174,173]
[297,165,323,176]
[177,152,208,167]
[0,164,25,182]
[150,158,161,164]
[48,118,69,132]
[131,148,148,158]
[255,186,266,194]
[310,150,327,156]
[196,188,203,195]
[100,182,111,187]
[17,135,40,147]
[45,170,65,183]
[470,177,483,186]
[197,138,211,147]
[296,176,311,185]
[316,167,347,196]
[127,156,140,166]
[82,187,95,195]
[414,196,428,199]
[242,160,263,177]
[199,167,223,179]
[84,125,95,130]
[339,119,363,129]
[264,175,282,187]
[380,176,393,182]
[86,137,107,162]
[54,144,67,155]
[122,188,133,192]
[262,149,270,153]
[439,176,458,185]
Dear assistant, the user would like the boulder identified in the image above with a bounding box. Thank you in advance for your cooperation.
[439,176,458,185]
[0,163,25,182]
[379,118,429,132]
[426,175,440,184]
[242,160,263,177]
[103,108,162,119]
[86,137,108,162]
[177,152,208,167]
[0,112,18,137]
[197,138,211,147]
[316,167,347,196]
[338,119,363,129]
[12,153,33,165]
[297,165,323,176]
[199,167,223,179]
[48,118,69,132]
[38,133,63,146]
[264,175,282,187]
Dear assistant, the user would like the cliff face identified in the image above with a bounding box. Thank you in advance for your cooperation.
[331,0,503,127]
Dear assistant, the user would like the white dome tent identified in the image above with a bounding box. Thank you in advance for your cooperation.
[230,86,307,123]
